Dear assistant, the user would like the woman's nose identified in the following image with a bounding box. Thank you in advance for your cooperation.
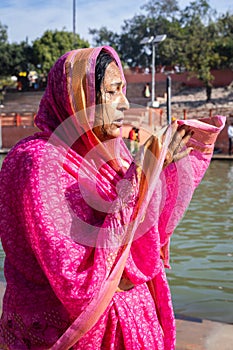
[117,92,130,111]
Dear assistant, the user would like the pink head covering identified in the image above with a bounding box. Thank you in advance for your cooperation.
[35,46,128,170]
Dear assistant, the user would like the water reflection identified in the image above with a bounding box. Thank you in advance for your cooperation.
[0,155,232,322]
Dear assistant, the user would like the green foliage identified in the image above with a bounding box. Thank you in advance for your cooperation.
[0,76,17,90]
[89,0,232,98]
[0,26,89,78]
[0,22,8,44]
[0,22,35,78]
[119,14,150,66]
[178,1,220,88]
[89,27,120,50]
[32,29,89,73]
[9,41,34,75]
[0,0,232,93]
[141,0,179,20]
[0,22,11,76]
[215,13,233,69]
[180,0,213,25]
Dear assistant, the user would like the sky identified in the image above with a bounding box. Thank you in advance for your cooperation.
[1,0,232,45]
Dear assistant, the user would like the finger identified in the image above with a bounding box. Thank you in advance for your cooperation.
[169,126,187,153]
[164,120,178,139]
[173,147,193,162]
[163,150,173,168]
[181,130,194,147]
[177,124,191,133]
[174,128,195,154]
[175,130,193,152]
[171,120,179,139]
[164,149,173,163]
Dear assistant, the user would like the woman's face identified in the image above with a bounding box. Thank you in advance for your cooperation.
[93,61,129,141]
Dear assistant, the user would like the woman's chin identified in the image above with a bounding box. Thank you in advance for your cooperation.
[107,126,121,140]
[93,125,121,141]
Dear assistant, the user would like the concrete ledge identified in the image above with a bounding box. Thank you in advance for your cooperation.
[176,317,233,350]
[212,154,233,160]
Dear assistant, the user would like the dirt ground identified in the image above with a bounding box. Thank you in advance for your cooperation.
[169,86,233,119]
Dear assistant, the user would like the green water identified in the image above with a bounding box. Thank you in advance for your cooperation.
[167,160,233,323]
[0,155,232,323]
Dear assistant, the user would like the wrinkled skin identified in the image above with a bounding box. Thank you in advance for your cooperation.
[93,61,193,165]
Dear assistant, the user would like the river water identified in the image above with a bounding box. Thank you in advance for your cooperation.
[0,155,232,323]
[167,159,233,324]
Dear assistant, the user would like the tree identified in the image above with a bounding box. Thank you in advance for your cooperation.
[88,0,233,76]
[0,22,8,44]
[119,14,150,67]
[141,0,179,20]
[178,0,221,101]
[9,41,34,75]
[89,27,120,51]
[32,29,89,74]
[0,22,11,77]
[0,23,35,79]
[89,0,182,68]
[215,13,233,69]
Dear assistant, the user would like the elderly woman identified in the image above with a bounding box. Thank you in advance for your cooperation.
[0,46,225,350]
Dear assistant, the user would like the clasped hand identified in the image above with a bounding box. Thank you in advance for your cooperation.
[163,121,194,168]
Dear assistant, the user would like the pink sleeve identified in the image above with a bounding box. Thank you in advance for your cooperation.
[158,115,226,267]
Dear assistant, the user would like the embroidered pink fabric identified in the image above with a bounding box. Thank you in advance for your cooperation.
[0,46,225,350]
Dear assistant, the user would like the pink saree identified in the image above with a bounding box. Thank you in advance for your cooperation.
[0,46,225,350]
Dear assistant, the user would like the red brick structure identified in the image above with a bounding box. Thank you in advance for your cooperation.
[0,71,232,153]
[125,69,233,100]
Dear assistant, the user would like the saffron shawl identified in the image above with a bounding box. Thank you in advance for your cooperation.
[0,46,225,350]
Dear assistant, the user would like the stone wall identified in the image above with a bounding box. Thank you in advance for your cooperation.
[125,69,233,101]
[1,126,39,149]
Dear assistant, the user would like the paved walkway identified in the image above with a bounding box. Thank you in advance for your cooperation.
[176,317,233,350]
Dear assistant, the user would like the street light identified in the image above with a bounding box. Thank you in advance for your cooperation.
[140,34,167,107]
[73,0,77,46]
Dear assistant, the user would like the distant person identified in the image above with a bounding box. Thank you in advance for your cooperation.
[0,90,4,108]
[134,128,140,153]
[17,81,22,91]
[0,86,6,107]
[143,83,151,98]
[128,127,140,154]
[206,83,212,102]
[41,73,47,88]
[34,79,39,90]
[227,122,233,155]
[135,128,140,143]
[128,127,137,154]
[128,126,137,141]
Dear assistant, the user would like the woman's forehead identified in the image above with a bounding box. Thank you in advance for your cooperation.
[103,61,122,84]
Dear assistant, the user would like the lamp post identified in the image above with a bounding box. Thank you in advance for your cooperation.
[73,0,76,46]
[166,75,172,124]
[140,34,167,107]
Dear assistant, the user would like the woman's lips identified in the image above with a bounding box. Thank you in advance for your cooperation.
[112,118,124,127]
